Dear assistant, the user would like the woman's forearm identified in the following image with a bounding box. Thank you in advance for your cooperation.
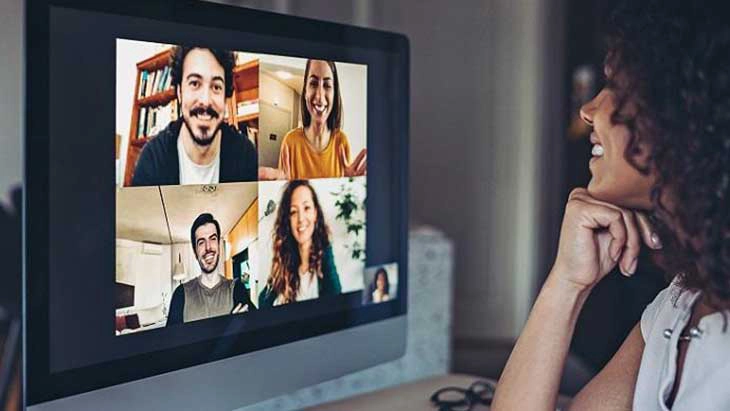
[491,271,591,411]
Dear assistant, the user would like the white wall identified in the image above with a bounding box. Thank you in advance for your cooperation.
[336,62,367,157]
[260,71,296,112]
[171,242,202,283]
[115,239,173,310]
[258,71,297,167]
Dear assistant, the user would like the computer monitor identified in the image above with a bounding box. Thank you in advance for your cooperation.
[24,0,409,409]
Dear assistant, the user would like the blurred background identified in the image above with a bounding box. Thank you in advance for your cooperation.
[0,0,668,409]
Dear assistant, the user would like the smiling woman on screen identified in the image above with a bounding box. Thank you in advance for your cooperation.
[258,180,342,308]
[258,60,367,180]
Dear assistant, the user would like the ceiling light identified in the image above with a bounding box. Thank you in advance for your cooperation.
[275,70,292,80]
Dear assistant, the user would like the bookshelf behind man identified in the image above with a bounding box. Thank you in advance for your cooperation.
[122,48,260,186]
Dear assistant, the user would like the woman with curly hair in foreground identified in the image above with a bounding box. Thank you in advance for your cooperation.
[492,1,730,410]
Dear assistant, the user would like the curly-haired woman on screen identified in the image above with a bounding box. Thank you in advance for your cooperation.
[492,1,730,410]
[259,180,342,308]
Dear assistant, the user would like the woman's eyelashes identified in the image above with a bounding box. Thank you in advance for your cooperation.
[289,205,312,217]
[308,79,332,89]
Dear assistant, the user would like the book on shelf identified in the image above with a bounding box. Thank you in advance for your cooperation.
[237,100,259,117]
[146,70,156,98]
[137,107,146,139]
[138,70,148,100]
[138,66,174,100]
[156,66,170,93]
[164,66,173,90]
[150,69,158,95]
[136,99,179,139]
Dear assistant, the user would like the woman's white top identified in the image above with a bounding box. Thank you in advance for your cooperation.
[634,279,730,410]
[372,290,390,303]
[296,271,319,301]
[273,271,319,306]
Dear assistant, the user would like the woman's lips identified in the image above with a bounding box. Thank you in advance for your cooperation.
[312,102,327,115]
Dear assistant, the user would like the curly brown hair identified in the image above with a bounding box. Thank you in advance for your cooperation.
[604,0,730,308]
[267,181,331,304]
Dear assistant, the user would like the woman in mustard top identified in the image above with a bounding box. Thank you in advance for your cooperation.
[258,59,367,180]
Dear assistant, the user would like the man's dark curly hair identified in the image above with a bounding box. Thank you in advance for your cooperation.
[603,0,730,308]
[170,46,236,98]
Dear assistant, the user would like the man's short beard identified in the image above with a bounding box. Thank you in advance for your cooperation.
[198,254,219,274]
[180,97,223,147]
[182,116,222,147]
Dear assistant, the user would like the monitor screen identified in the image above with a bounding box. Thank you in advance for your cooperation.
[25,0,408,406]
[114,40,377,336]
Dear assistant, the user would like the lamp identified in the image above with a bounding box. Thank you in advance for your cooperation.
[172,253,186,286]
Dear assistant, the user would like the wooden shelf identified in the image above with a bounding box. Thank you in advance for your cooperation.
[235,88,258,103]
[236,114,259,123]
[233,60,259,97]
[137,48,173,72]
[137,88,176,108]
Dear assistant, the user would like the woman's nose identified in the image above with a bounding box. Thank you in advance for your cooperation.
[579,91,603,127]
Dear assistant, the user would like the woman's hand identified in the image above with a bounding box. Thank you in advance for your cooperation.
[340,147,367,177]
[258,167,286,180]
[551,188,662,292]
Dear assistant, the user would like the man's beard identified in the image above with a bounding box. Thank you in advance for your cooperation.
[182,105,223,147]
[197,252,219,274]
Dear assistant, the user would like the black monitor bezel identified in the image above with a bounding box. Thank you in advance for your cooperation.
[24,0,409,405]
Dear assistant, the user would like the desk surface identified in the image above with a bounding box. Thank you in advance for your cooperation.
[305,373,572,411]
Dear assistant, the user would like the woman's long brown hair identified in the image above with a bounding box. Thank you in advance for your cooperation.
[268,181,331,304]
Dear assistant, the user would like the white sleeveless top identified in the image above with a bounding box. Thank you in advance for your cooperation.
[634,279,730,410]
